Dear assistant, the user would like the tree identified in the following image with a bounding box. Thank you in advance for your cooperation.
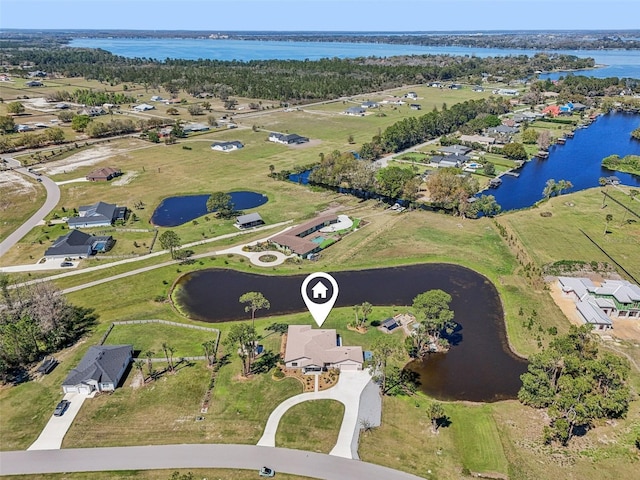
[206,115,217,127]
[206,191,235,218]
[7,102,25,115]
[268,164,275,177]
[239,292,270,331]
[556,179,573,196]
[166,107,179,115]
[542,179,557,200]
[412,290,455,348]
[202,101,212,111]
[187,104,203,116]
[428,402,446,433]
[347,134,355,144]
[471,194,501,217]
[159,230,181,259]
[375,166,415,199]
[202,339,218,366]
[162,342,174,372]
[144,350,155,377]
[148,130,160,143]
[71,114,91,132]
[521,128,539,144]
[0,116,16,133]
[425,169,479,216]
[502,142,528,160]
[483,161,495,176]
[604,214,613,234]
[361,302,373,322]
[518,325,631,446]
[224,98,238,110]
[45,127,65,144]
[371,336,402,395]
[224,323,257,376]
[134,359,145,381]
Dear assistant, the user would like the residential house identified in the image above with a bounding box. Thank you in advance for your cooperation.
[150,95,164,102]
[55,103,70,110]
[405,92,418,99]
[268,132,309,145]
[211,140,244,152]
[409,104,422,110]
[235,212,264,229]
[44,230,114,259]
[381,317,400,331]
[361,101,379,109]
[25,80,43,87]
[271,214,338,258]
[449,84,462,90]
[588,279,640,318]
[17,124,33,132]
[542,105,561,117]
[28,70,47,78]
[488,125,519,135]
[494,88,519,96]
[472,86,484,92]
[438,145,472,156]
[67,201,125,229]
[86,167,122,182]
[459,134,496,146]
[284,325,363,372]
[62,345,133,394]
[345,106,366,116]
[430,82,443,88]
[429,155,463,168]
[183,123,210,133]
[133,103,155,111]
[78,106,106,117]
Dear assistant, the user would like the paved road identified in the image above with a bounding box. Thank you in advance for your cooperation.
[258,370,380,459]
[0,444,425,479]
[0,157,61,257]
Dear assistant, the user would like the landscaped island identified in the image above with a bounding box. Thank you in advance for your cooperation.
[602,154,640,176]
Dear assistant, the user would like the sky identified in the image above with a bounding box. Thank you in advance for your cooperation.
[1,0,639,31]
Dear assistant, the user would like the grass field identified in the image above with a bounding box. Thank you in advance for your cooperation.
[0,171,46,242]
[276,400,344,453]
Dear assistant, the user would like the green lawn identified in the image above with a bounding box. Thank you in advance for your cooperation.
[276,400,344,453]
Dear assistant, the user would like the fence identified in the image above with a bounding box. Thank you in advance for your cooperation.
[99,318,220,346]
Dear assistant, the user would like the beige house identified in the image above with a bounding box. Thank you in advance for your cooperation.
[284,325,363,372]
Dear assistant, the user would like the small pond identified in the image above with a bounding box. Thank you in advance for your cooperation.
[151,191,268,227]
[173,264,528,402]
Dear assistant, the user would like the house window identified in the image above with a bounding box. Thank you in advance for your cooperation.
[291,362,298,367]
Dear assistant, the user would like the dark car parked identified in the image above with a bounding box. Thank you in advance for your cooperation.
[53,399,70,416]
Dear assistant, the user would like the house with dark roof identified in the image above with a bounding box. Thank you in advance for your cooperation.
[410,104,422,110]
[488,125,519,135]
[62,345,133,394]
[86,167,122,182]
[439,145,472,156]
[345,106,366,116]
[44,230,114,259]
[235,212,264,229]
[211,140,243,152]
[67,201,125,229]
[271,214,338,258]
[429,155,464,168]
[268,132,309,145]
[26,80,44,87]
[284,325,363,372]
[361,101,379,109]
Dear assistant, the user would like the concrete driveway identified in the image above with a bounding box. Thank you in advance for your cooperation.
[258,370,381,459]
[0,258,77,273]
[28,392,88,451]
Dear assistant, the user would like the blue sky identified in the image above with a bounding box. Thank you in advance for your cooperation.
[1,0,639,31]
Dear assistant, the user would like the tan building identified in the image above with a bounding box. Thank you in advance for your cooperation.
[284,325,363,372]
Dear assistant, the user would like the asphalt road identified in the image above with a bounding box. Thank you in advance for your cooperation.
[0,157,61,257]
[0,444,426,479]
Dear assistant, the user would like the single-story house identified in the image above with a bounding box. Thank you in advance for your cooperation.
[576,300,613,330]
[26,80,43,87]
[68,201,125,229]
[268,132,309,145]
[86,167,122,182]
[449,84,462,90]
[183,123,210,133]
[439,145,472,156]
[62,345,133,394]
[571,102,588,112]
[150,95,164,102]
[459,134,496,146]
[606,176,621,185]
[44,230,114,259]
[17,124,33,132]
[284,325,363,372]
[488,125,519,135]
[133,103,155,111]
[405,92,418,99]
[472,86,484,92]
[271,214,338,258]
[430,155,463,168]
[361,101,379,109]
[235,212,264,229]
[55,103,70,110]
[78,106,106,117]
[430,82,443,88]
[28,70,47,78]
[211,140,243,152]
[345,106,366,116]
[410,104,422,110]
[494,88,519,96]
[381,317,400,331]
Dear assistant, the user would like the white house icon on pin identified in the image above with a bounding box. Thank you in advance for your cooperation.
[311,281,329,299]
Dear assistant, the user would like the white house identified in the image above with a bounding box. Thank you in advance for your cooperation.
[133,103,155,111]
[345,106,366,116]
[284,325,363,372]
[211,140,244,152]
[268,132,309,145]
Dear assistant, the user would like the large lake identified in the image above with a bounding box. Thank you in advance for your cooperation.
[174,264,528,402]
[489,112,640,212]
[70,38,640,79]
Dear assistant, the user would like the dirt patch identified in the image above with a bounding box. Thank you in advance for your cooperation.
[111,171,138,186]
[548,282,584,328]
[289,138,322,149]
[43,144,133,175]
[0,171,36,196]
[130,371,144,389]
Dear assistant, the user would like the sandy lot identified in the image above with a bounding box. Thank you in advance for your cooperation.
[0,170,36,196]
[112,171,138,186]
[43,143,134,175]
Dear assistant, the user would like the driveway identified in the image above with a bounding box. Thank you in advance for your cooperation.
[0,444,425,479]
[27,392,88,451]
[0,157,61,257]
[258,370,381,459]
[0,258,77,273]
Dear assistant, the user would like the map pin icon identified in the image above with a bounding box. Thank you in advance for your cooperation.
[301,272,339,327]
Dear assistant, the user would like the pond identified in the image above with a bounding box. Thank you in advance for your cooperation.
[488,112,640,212]
[150,191,268,227]
[173,264,528,402]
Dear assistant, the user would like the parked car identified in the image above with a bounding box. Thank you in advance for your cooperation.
[53,399,70,416]
[60,261,73,267]
[259,466,275,477]
[36,177,42,182]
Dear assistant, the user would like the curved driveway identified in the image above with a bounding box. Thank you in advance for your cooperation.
[0,444,425,479]
[0,157,60,257]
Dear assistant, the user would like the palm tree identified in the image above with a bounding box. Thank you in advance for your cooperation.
[604,214,613,234]
[144,350,155,377]
[168,346,176,372]
[353,304,361,327]
[361,302,373,323]
[134,359,145,382]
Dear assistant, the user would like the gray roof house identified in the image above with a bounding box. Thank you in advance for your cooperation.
[44,230,113,259]
[268,132,309,145]
[62,345,133,394]
[235,212,264,229]
[439,145,472,156]
[361,101,379,109]
[489,125,519,135]
[68,201,124,229]
[430,155,464,168]
[211,140,244,152]
[345,106,366,116]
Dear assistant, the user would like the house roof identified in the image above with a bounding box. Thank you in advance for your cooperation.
[576,300,613,325]
[236,212,263,225]
[346,106,365,114]
[284,325,363,366]
[269,132,309,143]
[439,145,472,156]
[62,345,132,387]
[271,214,337,255]
[558,276,596,300]
[69,201,117,227]
[361,101,378,107]
[87,167,121,180]
[460,134,495,144]
[591,280,640,303]
[489,125,519,134]
[430,155,462,165]
[45,230,94,257]
[212,140,243,149]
